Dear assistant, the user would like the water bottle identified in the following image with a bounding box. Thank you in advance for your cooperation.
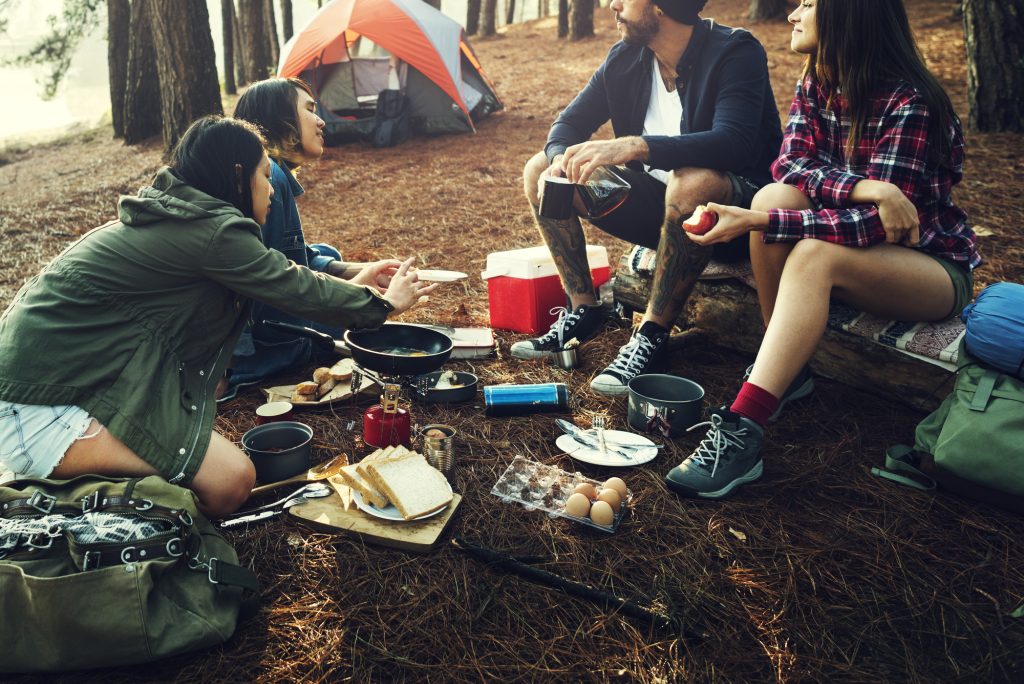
[484,383,570,417]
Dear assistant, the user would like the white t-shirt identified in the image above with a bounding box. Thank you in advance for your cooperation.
[641,55,683,185]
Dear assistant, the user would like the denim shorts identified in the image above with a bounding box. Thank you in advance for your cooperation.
[0,401,96,479]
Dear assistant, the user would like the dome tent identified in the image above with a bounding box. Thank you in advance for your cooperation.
[277,0,502,144]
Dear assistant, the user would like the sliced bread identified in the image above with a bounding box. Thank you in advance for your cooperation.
[365,454,452,520]
[337,463,390,508]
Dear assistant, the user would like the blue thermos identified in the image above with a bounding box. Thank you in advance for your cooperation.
[484,383,569,417]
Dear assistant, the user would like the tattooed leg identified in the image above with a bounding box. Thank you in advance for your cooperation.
[531,205,597,307]
[645,202,711,328]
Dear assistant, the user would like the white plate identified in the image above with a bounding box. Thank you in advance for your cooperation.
[351,484,452,521]
[415,269,468,283]
[556,429,659,467]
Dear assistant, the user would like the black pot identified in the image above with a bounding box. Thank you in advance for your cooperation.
[242,421,313,483]
[414,371,479,403]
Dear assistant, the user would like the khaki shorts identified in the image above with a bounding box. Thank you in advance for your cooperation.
[928,253,974,319]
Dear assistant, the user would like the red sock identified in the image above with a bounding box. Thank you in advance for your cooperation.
[730,382,779,428]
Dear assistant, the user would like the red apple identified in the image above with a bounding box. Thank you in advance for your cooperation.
[683,205,718,236]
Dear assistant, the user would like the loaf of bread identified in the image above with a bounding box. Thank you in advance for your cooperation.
[316,377,337,399]
[365,454,452,520]
[312,367,333,385]
[337,464,390,508]
[295,381,319,396]
[329,358,354,381]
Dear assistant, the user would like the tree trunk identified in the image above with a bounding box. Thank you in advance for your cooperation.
[222,0,237,95]
[506,0,516,24]
[280,0,293,42]
[963,0,1024,131]
[557,0,568,38]
[150,0,223,151]
[570,0,594,39]
[467,0,481,35]
[107,0,130,138]
[233,3,245,88]
[481,0,497,36]
[123,0,162,144]
[263,0,279,68]
[747,0,788,21]
[236,0,275,85]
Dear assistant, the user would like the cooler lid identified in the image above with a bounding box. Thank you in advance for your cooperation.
[481,245,608,280]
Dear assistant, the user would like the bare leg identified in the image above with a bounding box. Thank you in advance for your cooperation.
[748,239,956,397]
[644,168,733,329]
[523,151,596,308]
[55,421,255,518]
[747,183,811,324]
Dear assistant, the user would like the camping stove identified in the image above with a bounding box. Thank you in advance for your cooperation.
[351,367,413,449]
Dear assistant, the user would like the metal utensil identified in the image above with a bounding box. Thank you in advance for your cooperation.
[555,419,634,460]
[220,485,333,528]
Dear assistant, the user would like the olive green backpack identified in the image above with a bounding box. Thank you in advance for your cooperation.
[0,475,259,672]
[875,341,1024,514]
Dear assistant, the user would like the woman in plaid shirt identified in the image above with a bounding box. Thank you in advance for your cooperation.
[664,0,981,500]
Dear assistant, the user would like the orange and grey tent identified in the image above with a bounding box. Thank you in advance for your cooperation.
[278,0,502,143]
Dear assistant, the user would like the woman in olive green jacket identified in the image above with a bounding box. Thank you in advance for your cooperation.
[0,117,435,517]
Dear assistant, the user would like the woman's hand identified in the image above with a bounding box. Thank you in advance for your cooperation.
[382,257,440,315]
[684,203,768,246]
[350,259,401,293]
[875,183,920,246]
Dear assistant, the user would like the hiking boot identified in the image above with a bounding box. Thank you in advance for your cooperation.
[664,408,764,499]
[590,321,669,396]
[743,363,815,421]
[510,304,608,360]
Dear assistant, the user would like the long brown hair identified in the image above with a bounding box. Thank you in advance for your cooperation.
[804,0,955,168]
[234,77,315,167]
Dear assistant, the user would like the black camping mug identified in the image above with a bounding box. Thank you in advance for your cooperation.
[627,374,704,438]
[538,176,576,220]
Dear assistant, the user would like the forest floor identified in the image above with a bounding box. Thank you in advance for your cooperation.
[1,1,1023,682]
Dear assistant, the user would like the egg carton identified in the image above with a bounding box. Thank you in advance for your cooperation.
[490,455,631,533]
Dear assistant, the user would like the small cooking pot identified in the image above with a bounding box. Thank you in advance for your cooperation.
[414,371,479,403]
[242,421,314,483]
[627,374,705,438]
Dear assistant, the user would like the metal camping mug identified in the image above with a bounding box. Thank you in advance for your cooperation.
[421,424,455,474]
[255,401,295,425]
[553,346,579,370]
[538,176,575,220]
[626,374,705,438]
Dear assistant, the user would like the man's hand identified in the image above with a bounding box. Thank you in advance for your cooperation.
[684,203,768,246]
[350,259,401,293]
[381,257,440,315]
[561,137,648,184]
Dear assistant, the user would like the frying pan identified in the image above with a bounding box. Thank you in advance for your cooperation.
[414,371,479,404]
[263,320,453,377]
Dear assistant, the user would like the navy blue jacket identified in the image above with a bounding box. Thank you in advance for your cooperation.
[545,19,782,187]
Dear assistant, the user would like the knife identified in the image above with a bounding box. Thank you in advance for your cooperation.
[220,509,282,528]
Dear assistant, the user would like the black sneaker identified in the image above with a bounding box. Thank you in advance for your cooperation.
[743,363,815,421]
[664,408,764,499]
[510,304,608,360]
[590,321,669,396]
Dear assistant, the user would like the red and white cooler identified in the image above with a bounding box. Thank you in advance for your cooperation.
[481,245,610,335]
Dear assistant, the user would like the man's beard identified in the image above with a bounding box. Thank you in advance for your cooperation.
[616,9,660,45]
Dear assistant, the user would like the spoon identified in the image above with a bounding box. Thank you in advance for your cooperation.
[249,453,349,496]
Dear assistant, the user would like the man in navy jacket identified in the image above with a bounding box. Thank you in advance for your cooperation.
[513,0,781,396]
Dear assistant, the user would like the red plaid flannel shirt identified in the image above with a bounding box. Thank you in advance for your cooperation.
[766,77,981,270]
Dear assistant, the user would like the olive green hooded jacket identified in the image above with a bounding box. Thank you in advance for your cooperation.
[0,168,390,482]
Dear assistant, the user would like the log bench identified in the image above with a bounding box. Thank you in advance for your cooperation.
[612,247,964,411]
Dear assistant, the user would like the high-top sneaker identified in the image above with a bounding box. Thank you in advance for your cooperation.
[509,304,608,360]
[589,321,669,396]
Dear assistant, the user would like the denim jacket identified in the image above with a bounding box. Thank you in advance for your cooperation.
[228,160,342,394]
[545,19,782,187]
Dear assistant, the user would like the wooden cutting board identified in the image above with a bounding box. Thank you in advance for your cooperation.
[287,476,462,553]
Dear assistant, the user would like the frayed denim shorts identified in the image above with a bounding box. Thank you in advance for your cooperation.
[0,401,98,479]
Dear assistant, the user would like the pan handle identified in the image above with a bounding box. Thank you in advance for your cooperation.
[261,320,347,354]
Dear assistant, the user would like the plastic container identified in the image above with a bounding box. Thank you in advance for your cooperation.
[481,245,610,334]
[490,456,632,533]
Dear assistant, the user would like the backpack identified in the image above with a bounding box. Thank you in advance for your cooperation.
[0,475,259,672]
[874,340,1024,514]
[370,89,412,148]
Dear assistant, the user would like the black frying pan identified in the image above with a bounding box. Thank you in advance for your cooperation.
[262,320,453,377]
